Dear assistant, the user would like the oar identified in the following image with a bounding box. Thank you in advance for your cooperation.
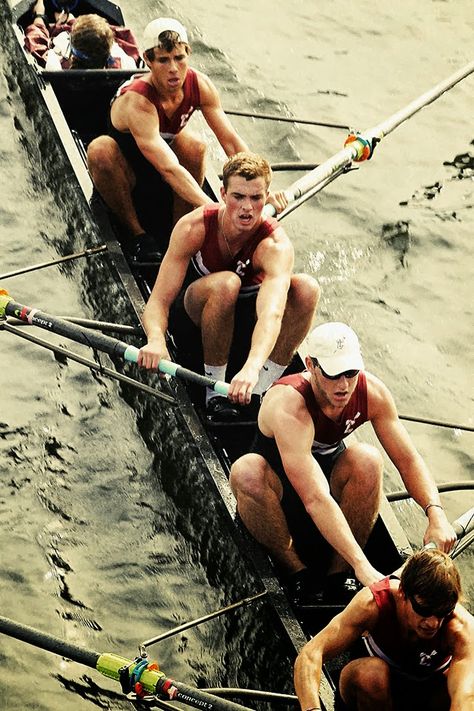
[224,108,349,130]
[0,615,253,711]
[387,482,474,502]
[264,59,474,218]
[0,245,107,280]
[0,291,230,397]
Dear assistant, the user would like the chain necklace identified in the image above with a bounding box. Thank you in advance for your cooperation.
[220,210,235,260]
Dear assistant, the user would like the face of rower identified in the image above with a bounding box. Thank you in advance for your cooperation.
[220,176,268,234]
[145,45,189,94]
[305,356,359,409]
[402,592,450,639]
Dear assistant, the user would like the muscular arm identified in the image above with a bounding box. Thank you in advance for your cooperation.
[227,232,292,403]
[112,94,212,207]
[368,374,456,551]
[294,588,378,710]
[198,73,249,156]
[261,389,382,585]
[446,609,474,711]
[139,211,205,369]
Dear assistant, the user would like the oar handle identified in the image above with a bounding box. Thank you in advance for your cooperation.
[0,292,230,397]
[123,345,230,395]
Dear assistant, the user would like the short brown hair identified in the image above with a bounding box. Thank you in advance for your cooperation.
[222,152,272,191]
[144,32,190,62]
[70,14,113,69]
[400,549,462,612]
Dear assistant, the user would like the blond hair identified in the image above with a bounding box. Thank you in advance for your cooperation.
[222,152,272,191]
[70,14,113,69]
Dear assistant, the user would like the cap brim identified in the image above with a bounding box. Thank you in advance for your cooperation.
[317,352,364,376]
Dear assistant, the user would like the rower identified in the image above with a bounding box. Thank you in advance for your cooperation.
[86,16,287,265]
[24,0,141,69]
[229,322,456,604]
[294,548,474,711]
[137,152,320,422]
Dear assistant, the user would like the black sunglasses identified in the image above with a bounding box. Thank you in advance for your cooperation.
[408,594,454,619]
[312,359,359,381]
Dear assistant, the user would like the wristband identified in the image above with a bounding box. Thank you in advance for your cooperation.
[34,13,49,23]
[424,503,444,516]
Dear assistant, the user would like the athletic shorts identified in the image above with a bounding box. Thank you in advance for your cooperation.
[334,638,450,711]
[169,287,258,386]
[251,429,346,570]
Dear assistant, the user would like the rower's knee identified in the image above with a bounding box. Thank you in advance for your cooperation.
[289,274,320,313]
[339,657,391,706]
[230,454,269,500]
[211,272,241,305]
[347,443,384,488]
[87,136,117,173]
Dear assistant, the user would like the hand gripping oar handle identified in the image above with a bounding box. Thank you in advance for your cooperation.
[0,615,253,711]
[0,291,230,397]
[263,58,474,218]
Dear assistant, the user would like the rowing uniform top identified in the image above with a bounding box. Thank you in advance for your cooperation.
[190,204,279,297]
[363,576,452,680]
[272,371,368,455]
[111,68,201,143]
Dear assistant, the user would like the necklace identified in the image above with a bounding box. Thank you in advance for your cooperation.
[220,210,234,259]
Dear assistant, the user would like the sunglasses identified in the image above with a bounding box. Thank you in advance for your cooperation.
[408,595,454,620]
[312,359,359,381]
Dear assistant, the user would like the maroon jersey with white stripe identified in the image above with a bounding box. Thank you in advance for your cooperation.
[364,577,452,679]
[113,68,200,142]
[272,371,369,454]
[191,204,279,297]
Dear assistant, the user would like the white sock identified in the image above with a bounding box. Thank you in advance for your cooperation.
[253,359,287,395]
[204,363,227,404]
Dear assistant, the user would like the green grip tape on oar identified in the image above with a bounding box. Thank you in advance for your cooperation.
[2,290,232,397]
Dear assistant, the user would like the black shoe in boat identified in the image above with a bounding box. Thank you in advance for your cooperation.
[286,568,324,608]
[206,396,241,423]
[123,233,162,265]
[322,573,362,605]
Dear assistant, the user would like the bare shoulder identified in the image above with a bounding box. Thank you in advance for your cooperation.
[170,206,206,245]
[259,381,311,434]
[111,87,157,128]
[254,225,294,270]
[365,370,397,419]
[194,70,219,102]
[446,604,474,651]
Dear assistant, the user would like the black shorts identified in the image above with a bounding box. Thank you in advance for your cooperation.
[334,638,449,711]
[251,430,345,570]
[169,289,258,395]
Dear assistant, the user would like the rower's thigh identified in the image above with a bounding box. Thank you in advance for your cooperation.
[330,442,383,500]
[87,135,135,185]
[184,272,241,325]
[230,453,283,500]
[339,657,391,706]
[172,127,206,169]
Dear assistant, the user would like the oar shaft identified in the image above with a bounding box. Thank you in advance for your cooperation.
[367,60,474,141]
[0,295,230,396]
[0,615,252,711]
[264,59,474,218]
[0,615,99,668]
[452,507,474,539]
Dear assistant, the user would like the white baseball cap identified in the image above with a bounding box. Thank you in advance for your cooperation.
[143,18,189,52]
[306,322,364,375]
